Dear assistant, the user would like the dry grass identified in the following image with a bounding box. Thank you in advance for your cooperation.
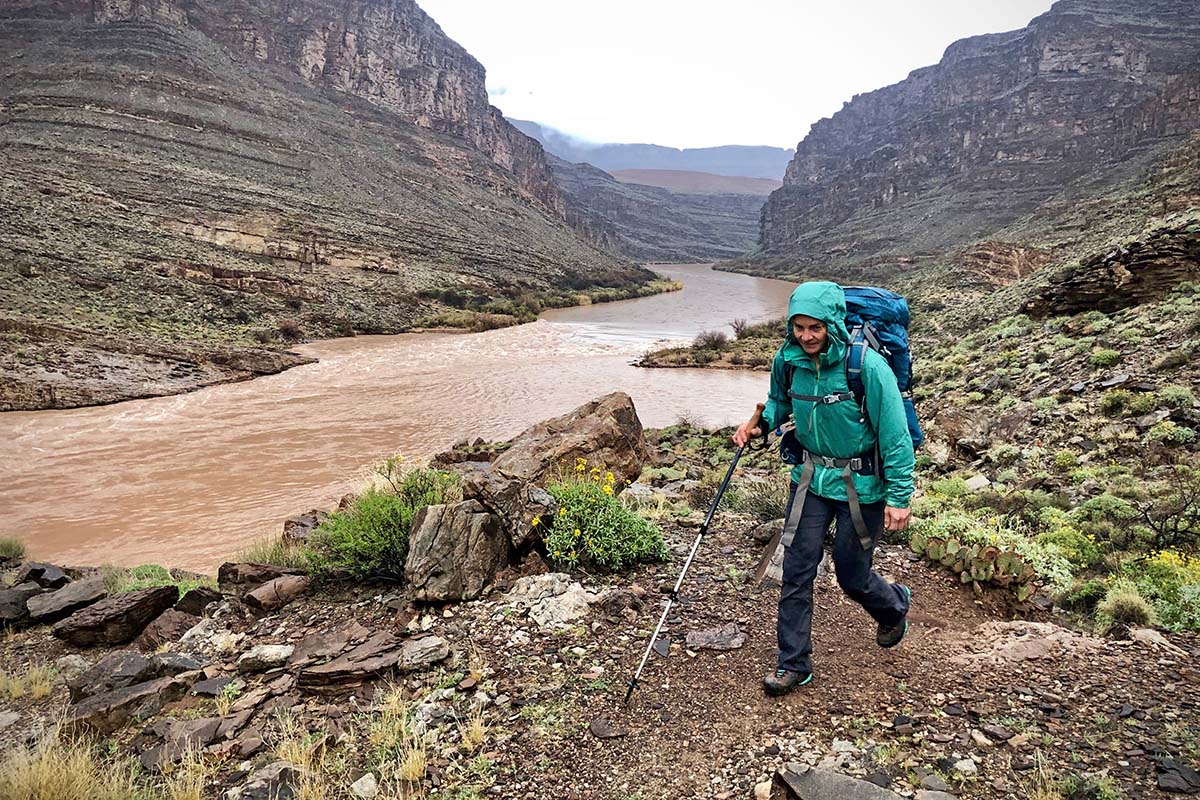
[160,748,213,800]
[457,704,487,753]
[0,536,26,560]
[0,664,56,702]
[366,684,428,795]
[0,726,152,800]
[234,536,311,569]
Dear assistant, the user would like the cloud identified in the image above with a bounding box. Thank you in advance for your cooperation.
[487,85,508,97]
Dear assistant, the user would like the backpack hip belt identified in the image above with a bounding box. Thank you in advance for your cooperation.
[780,447,879,552]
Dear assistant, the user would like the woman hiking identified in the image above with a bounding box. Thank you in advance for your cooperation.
[732,281,915,696]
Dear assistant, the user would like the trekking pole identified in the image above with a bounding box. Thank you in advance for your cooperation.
[623,403,764,706]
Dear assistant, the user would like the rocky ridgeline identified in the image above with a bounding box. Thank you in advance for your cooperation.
[747,0,1200,285]
[2,394,1199,798]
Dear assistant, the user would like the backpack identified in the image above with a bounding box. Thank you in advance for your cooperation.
[781,285,923,454]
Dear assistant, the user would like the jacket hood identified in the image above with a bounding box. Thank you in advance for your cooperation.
[783,281,849,366]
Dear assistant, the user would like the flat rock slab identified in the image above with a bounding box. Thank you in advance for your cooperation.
[53,585,179,647]
[778,764,905,800]
[588,717,625,739]
[217,562,307,595]
[289,620,373,668]
[69,650,203,702]
[65,672,198,734]
[26,576,107,622]
[299,632,449,690]
[686,622,747,651]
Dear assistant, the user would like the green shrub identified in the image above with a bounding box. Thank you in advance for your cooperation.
[725,475,791,522]
[1033,397,1059,412]
[101,564,215,599]
[930,477,970,499]
[1089,349,1121,368]
[1099,390,1132,416]
[1127,552,1200,632]
[308,467,460,580]
[1124,393,1158,416]
[1148,421,1197,445]
[1036,528,1101,568]
[1161,385,1197,409]
[1057,579,1108,612]
[1053,450,1079,471]
[1154,342,1195,371]
[544,465,666,571]
[0,537,25,560]
[1072,494,1138,524]
[693,330,730,350]
[1095,579,1157,632]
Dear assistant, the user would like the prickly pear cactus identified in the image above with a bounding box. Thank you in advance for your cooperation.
[909,530,1038,602]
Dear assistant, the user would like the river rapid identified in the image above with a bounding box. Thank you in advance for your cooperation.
[1,264,796,571]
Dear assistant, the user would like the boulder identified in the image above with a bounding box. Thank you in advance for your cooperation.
[405,500,507,601]
[53,654,91,684]
[15,562,70,589]
[65,672,199,734]
[228,761,302,800]
[288,620,373,669]
[68,649,202,702]
[0,581,45,626]
[26,576,107,622]
[52,585,178,647]
[136,609,201,651]
[464,392,646,547]
[176,586,223,616]
[237,644,295,673]
[244,575,311,614]
[217,562,307,595]
[505,573,596,628]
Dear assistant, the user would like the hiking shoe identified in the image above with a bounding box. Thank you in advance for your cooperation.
[763,668,813,696]
[877,584,912,649]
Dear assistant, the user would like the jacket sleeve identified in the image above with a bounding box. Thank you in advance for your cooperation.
[761,347,791,432]
[862,351,915,508]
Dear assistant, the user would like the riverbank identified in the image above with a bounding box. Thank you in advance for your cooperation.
[0,276,682,413]
[2,402,1196,800]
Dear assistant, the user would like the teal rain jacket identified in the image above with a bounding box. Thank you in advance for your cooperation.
[761,282,915,508]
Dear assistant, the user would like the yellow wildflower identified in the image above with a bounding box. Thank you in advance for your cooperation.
[575,457,587,472]
[559,507,567,517]
[605,471,615,484]
[603,484,614,496]
[574,529,581,537]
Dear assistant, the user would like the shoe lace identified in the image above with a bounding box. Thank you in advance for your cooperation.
[775,669,788,679]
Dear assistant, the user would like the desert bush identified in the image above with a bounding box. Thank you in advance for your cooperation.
[1160,385,1197,409]
[693,329,730,350]
[930,477,970,499]
[277,318,304,341]
[1036,527,1101,568]
[1124,393,1158,416]
[1126,551,1200,632]
[0,537,25,560]
[1095,579,1156,632]
[730,318,749,338]
[1099,389,1131,416]
[1053,450,1079,471]
[725,474,790,521]
[1057,578,1108,612]
[1148,421,1197,446]
[542,460,666,571]
[308,465,459,580]
[1088,348,1121,368]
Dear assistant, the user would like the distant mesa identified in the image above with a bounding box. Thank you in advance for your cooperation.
[511,119,794,180]
[609,170,781,197]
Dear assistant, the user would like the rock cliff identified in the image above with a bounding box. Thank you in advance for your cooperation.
[0,0,648,410]
[750,0,1200,284]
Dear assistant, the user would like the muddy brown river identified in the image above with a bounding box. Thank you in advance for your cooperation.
[1,264,796,571]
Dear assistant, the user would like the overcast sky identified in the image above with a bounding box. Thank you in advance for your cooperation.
[417,0,1057,149]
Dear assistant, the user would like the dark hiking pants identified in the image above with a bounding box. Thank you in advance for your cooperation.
[777,481,909,673]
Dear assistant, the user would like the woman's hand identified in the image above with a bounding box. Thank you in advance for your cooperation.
[732,419,762,447]
[884,506,911,532]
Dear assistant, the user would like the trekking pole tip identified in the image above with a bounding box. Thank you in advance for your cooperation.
[623,678,637,706]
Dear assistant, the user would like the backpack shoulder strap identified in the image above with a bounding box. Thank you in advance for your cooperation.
[845,325,870,406]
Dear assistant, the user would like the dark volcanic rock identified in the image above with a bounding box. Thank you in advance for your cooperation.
[0,581,45,626]
[299,632,449,690]
[52,586,178,647]
[135,608,201,651]
[15,561,70,589]
[25,576,107,622]
[175,586,222,616]
[69,649,203,702]
[65,673,198,735]
[217,563,307,595]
